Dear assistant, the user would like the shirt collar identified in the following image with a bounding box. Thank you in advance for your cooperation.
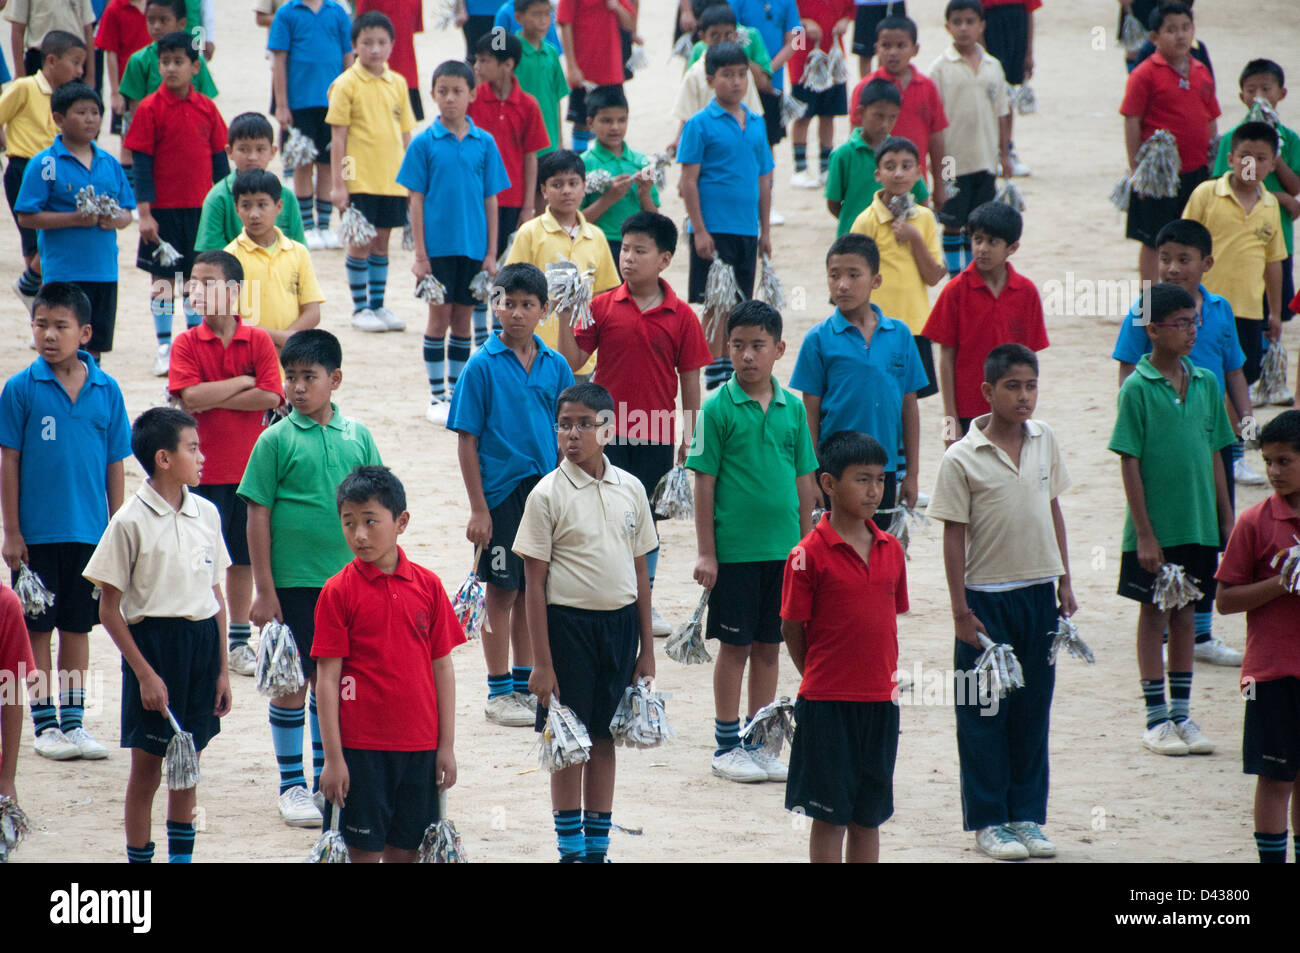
[963,260,1022,292]
[1212,170,1265,207]
[540,207,593,235]
[193,316,252,343]
[50,135,106,163]
[432,116,483,139]
[234,227,286,253]
[704,99,760,123]
[137,481,201,518]
[610,279,679,313]
[352,546,414,582]
[1267,493,1300,525]
[724,375,787,406]
[964,415,1045,449]
[34,71,52,95]
[288,403,345,430]
[559,455,620,489]
[32,350,107,385]
[814,511,889,551]
[476,77,523,105]
[485,331,551,358]
[1134,354,1206,383]
[830,304,889,334]
[348,60,394,84]
[155,81,194,105]
[942,44,988,63]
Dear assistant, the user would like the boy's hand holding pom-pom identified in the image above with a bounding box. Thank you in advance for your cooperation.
[415,274,448,304]
[701,254,743,340]
[1047,615,1095,665]
[801,50,833,94]
[974,633,1026,700]
[14,562,55,618]
[650,465,694,520]
[308,806,350,863]
[1269,535,1300,594]
[1150,562,1204,611]
[539,697,593,772]
[0,796,31,863]
[337,205,377,248]
[739,697,796,756]
[665,589,712,665]
[546,260,595,331]
[418,817,469,863]
[282,127,319,169]
[757,253,786,311]
[609,678,674,748]
[1112,129,1180,211]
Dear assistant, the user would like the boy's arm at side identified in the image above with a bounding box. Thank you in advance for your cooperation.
[1212,445,1233,541]
[245,502,282,626]
[1120,453,1163,572]
[433,654,456,791]
[456,432,492,548]
[801,393,821,450]
[678,369,700,465]
[521,153,537,222]
[106,460,124,516]
[1265,259,1282,341]
[632,554,654,682]
[1117,361,1137,386]
[781,619,807,675]
[691,472,718,588]
[611,0,635,31]
[484,194,499,272]
[1050,498,1077,617]
[315,656,349,806]
[679,164,712,259]
[559,24,582,88]
[0,447,25,569]
[900,392,920,507]
[938,346,958,445]
[409,190,430,280]
[272,51,290,127]
[555,313,591,371]
[211,584,230,716]
[758,172,772,257]
[10,24,22,80]
[927,131,947,207]
[328,124,350,210]
[941,520,985,647]
[998,112,1013,179]
[827,199,842,218]
[98,585,169,712]
[0,695,22,797]
[1225,368,1251,429]
[523,556,557,700]
[796,472,817,537]
[1124,115,1142,169]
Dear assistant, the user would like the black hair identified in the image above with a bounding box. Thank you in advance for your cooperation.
[493,262,548,305]
[157,30,199,62]
[826,233,881,274]
[352,10,395,43]
[474,29,523,67]
[227,111,276,146]
[33,281,92,327]
[704,41,748,76]
[858,78,901,111]
[585,84,628,119]
[1154,219,1213,257]
[966,201,1023,245]
[875,15,918,43]
[1230,120,1280,155]
[1147,2,1192,32]
[193,250,244,283]
[145,0,186,18]
[1239,58,1285,90]
[819,430,888,479]
[232,168,283,203]
[1139,282,1197,326]
[281,328,343,373]
[514,0,552,12]
[336,465,406,518]
[40,30,86,60]
[132,407,197,477]
[1259,409,1300,454]
[984,343,1038,384]
[432,59,475,91]
[726,299,782,341]
[875,135,919,162]
[539,149,586,186]
[699,3,738,32]
[556,382,614,421]
[51,82,101,116]
[945,0,985,21]
[621,211,677,255]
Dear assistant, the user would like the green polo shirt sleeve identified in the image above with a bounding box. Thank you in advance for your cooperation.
[237,425,282,510]
[1107,373,1146,460]
[278,191,307,244]
[118,48,152,102]
[825,143,850,203]
[195,181,231,252]
[791,394,818,476]
[684,392,723,477]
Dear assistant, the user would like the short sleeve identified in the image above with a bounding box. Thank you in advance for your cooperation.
[267,6,290,51]
[893,552,909,614]
[991,62,1011,118]
[359,423,383,466]
[483,137,512,197]
[684,398,722,476]
[504,221,533,266]
[396,135,429,194]
[925,452,971,524]
[631,487,658,558]
[824,146,847,203]
[13,150,51,214]
[105,381,132,463]
[82,515,136,593]
[922,280,958,346]
[122,96,155,154]
[923,211,943,268]
[779,543,814,622]
[167,331,202,395]
[788,332,825,396]
[445,355,487,437]
[1108,379,1145,458]
[522,96,549,154]
[280,193,307,243]
[323,74,352,127]
[550,56,569,102]
[310,576,351,659]
[295,249,325,305]
[208,104,228,153]
[1111,306,1148,364]
[1181,182,1208,223]
[210,509,233,579]
[1214,513,1259,585]
[1047,428,1071,499]
[0,376,27,451]
[0,588,36,689]
[94,9,118,52]
[1212,125,1232,176]
[117,52,148,102]
[927,82,948,135]
[335,10,352,60]
[237,431,279,507]
[398,83,417,133]
[555,0,574,26]
[899,332,929,395]
[1266,204,1288,262]
[510,485,554,562]
[791,406,819,476]
[252,330,285,397]
[674,304,714,373]
[114,158,137,208]
[676,115,705,167]
[428,582,466,658]
[0,82,26,128]
[1206,383,1236,452]
[195,186,226,252]
[755,130,775,177]
[1118,65,1148,118]
[671,68,704,125]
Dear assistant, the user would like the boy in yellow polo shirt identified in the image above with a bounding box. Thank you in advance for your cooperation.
[1183,121,1288,387]
[327,10,417,334]
[850,135,946,400]
[225,170,324,349]
[504,150,619,379]
[0,30,88,310]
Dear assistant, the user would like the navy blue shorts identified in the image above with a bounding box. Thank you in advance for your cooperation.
[937,170,997,230]
[428,255,480,307]
[706,560,784,646]
[983,3,1029,86]
[348,193,408,231]
[477,475,541,592]
[290,106,331,165]
[791,81,849,118]
[121,616,221,756]
[276,587,321,680]
[688,232,758,305]
[137,206,202,280]
[323,747,440,852]
[1117,544,1219,605]
[534,602,639,740]
[852,2,909,57]
[604,442,673,519]
[15,541,98,633]
[786,697,899,828]
[72,280,119,354]
[1244,676,1300,782]
[192,483,249,566]
[1126,167,1208,249]
[3,156,38,258]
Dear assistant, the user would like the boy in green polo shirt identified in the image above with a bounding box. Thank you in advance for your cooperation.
[514,0,567,159]
[686,300,819,785]
[580,87,660,269]
[118,1,218,107]
[1108,283,1235,759]
[196,113,306,252]
[237,329,383,829]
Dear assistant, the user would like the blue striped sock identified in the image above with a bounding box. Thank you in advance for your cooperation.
[942,233,964,276]
[31,700,58,736]
[183,300,201,327]
[368,254,389,310]
[645,546,659,590]
[126,841,155,863]
[1167,671,1192,724]
[166,819,195,863]
[346,256,369,312]
[792,142,807,172]
[268,702,306,794]
[554,808,584,860]
[1141,679,1167,729]
[423,335,446,400]
[59,688,84,732]
[151,296,174,346]
[1193,610,1212,645]
[512,666,532,696]
[308,692,323,791]
[1256,830,1287,863]
[315,198,332,232]
[960,235,974,271]
[572,128,593,154]
[818,145,832,175]
[297,195,315,231]
[472,303,490,347]
[488,672,513,699]
[583,810,612,863]
[228,622,250,650]
[17,268,41,296]
[448,335,472,393]
[714,718,740,757]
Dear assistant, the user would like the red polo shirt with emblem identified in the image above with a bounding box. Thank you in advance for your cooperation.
[312,548,466,750]
[922,261,1049,419]
[781,514,908,702]
[168,318,283,484]
[556,0,634,89]
[576,280,714,444]
[1120,52,1220,173]
[124,82,228,208]
[850,67,947,179]
[467,77,549,209]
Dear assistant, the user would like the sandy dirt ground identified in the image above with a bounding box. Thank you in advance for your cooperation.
[5,0,1299,863]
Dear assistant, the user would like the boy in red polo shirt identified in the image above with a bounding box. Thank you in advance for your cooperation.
[555,0,634,154]
[556,211,713,634]
[125,30,229,378]
[781,430,907,863]
[354,0,425,119]
[923,202,1047,444]
[95,0,150,152]
[1215,410,1300,864]
[315,466,465,863]
[849,14,947,206]
[169,250,283,677]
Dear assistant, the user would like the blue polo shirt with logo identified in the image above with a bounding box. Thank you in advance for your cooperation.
[677,100,774,237]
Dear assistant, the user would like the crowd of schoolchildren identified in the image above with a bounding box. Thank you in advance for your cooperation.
[0,0,1296,867]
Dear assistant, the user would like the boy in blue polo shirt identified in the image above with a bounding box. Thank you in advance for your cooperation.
[269,0,353,249]
[791,233,927,527]
[0,282,132,764]
[447,263,575,728]
[678,41,774,390]
[15,82,135,362]
[397,60,510,424]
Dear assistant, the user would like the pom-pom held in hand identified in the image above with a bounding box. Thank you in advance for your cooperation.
[584,168,613,196]
[415,274,447,304]
[152,240,182,268]
[887,191,916,223]
[1134,130,1180,197]
[15,563,55,618]
[886,506,928,556]
[1047,616,1094,665]
[1012,83,1037,115]
[307,805,350,863]
[0,796,31,863]
[75,185,123,219]
[779,88,808,127]
[452,547,486,641]
[757,254,786,311]
[651,465,694,520]
[469,270,493,304]
[545,260,595,331]
[739,697,796,757]
[164,708,201,791]
[255,620,306,698]
[1255,341,1289,406]
[1120,13,1145,53]
[609,678,674,749]
[401,224,415,251]
[829,46,849,85]
[642,152,674,191]
[1269,535,1300,594]
[282,127,319,169]
[625,42,648,73]
[539,696,593,773]
[701,255,743,340]
[419,818,469,863]
[338,205,377,248]
[974,633,1025,700]
[801,50,833,94]
[666,589,712,665]
[994,180,1026,211]
[1246,96,1281,128]
[671,33,693,61]
[1151,562,1204,611]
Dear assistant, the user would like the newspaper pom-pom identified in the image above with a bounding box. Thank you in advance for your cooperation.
[1246,96,1281,128]
[1047,615,1095,665]
[757,254,786,311]
[810,505,826,525]
[974,633,1025,700]
[1268,535,1300,594]
[641,152,674,191]
[1151,562,1205,612]
[1256,340,1290,405]
[701,254,743,340]
[1130,129,1180,199]
[801,49,833,94]
[164,707,200,791]
[671,33,693,61]
[828,45,849,84]
[625,42,649,73]
[665,589,712,665]
[994,180,1026,211]
[539,696,592,773]
[779,87,808,127]
[308,805,350,863]
[402,223,415,251]
[469,269,493,303]
[75,185,123,219]
[650,465,693,521]
[152,240,182,267]
[888,191,917,222]
[609,677,674,749]
[338,205,377,248]
[584,168,614,196]
[1013,83,1037,115]
[1119,13,1146,52]
[1109,174,1133,212]
[255,619,306,697]
[419,818,468,863]
[546,260,595,331]
[452,546,486,641]
[739,697,795,757]
[886,505,928,555]
[415,274,447,304]
[432,0,456,30]
[282,127,319,169]
[14,562,55,618]
[0,795,31,863]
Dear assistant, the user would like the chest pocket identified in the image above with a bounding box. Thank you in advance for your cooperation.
[1037,463,1050,494]
[889,352,906,379]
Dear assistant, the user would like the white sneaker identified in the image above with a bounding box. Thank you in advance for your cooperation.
[1007,820,1056,857]
[228,643,257,676]
[650,606,672,637]
[34,727,81,760]
[425,398,451,425]
[12,278,35,313]
[1176,718,1215,754]
[320,230,343,250]
[790,169,821,189]
[975,824,1030,860]
[1272,391,1296,407]
[1009,151,1031,177]
[1142,719,1190,756]
[372,307,405,331]
[63,726,109,760]
[747,747,788,782]
[152,342,171,377]
[1234,459,1267,486]
[278,785,323,828]
[485,692,535,727]
[1194,637,1243,666]
[514,691,538,713]
[769,209,785,226]
[711,747,767,783]
[350,308,387,333]
[304,230,325,251]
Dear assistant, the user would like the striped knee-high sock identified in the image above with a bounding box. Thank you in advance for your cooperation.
[315,198,332,233]
[1256,830,1287,863]
[297,195,315,232]
[166,819,195,863]
[818,145,832,175]
[126,842,155,863]
[645,545,659,590]
[1194,610,1213,645]
[942,233,964,276]
[792,142,807,172]
[472,303,490,347]
[151,296,174,347]
[1141,679,1167,729]
[715,718,740,757]
[367,254,389,311]
[308,691,324,791]
[268,702,306,794]
[583,810,612,863]
[554,808,584,860]
[424,334,446,400]
[1167,671,1192,724]
[960,234,974,271]
[31,699,58,737]
[572,128,593,154]
[512,666,532,696]
[16,268,41,296]
[345,256,369,312]
[228,621,250,651]
[59,688,84,733]
[488,672,513,699]
[447,335,472,393]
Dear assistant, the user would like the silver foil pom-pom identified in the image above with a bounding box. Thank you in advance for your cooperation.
[432,0,456,30]
[15,562,55,618]
[1013,83,1037,115]
[642,152,674,191]
[701,254,743,340]
[1246,96,1281,128]
[419,818,468,863]
[337,205,377,248]
[974,633,1025,700]
[1255,341,1290,406]
[779,88,808,127]
[739,697,795,757]
[801,50,833,94]
[829,45,849,85]
[665,589,712,665]
[469,269,493,304]
[1120,13,1145,53]
[402,223,415,251]
[1109,174,1133,212]
[152,240,182,267]
[1047,615,1094,665]
[1269,535,1300,594]
[0,795,31,863]
[1131,129,1180,198]
[995,180,1026,211]
[76,185,123,219]
[415,274,447,304]
[625,42,649,73]
[757,254,786,311]
[282,127,319,169]
[671,33,693,61]
[255,620,306,698]
[308,805,350,863]
[886,505,928,556]
[584,168,613,196]
[539,696,593,773]
[546,259,595,331]
[888,191,917,222]
[452,546,486,641]
[609,677,674,749]
[810,505,826,525]
[164,707,200,791]
[1151,562,1205,612]
[651,465,694,521]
